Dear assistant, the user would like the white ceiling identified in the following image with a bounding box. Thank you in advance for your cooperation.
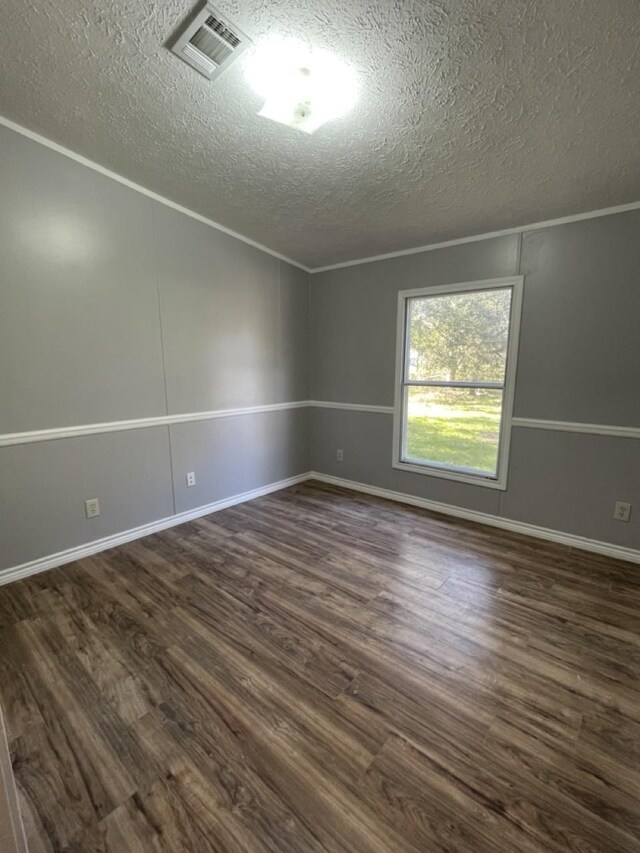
[1,1,639,269]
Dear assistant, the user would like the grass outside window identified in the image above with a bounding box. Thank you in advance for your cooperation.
[404,388,502,476]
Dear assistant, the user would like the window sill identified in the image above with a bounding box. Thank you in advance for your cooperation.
[392,459,507,490]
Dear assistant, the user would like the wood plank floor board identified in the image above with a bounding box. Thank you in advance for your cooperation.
[360,734,548,853]
[485,716,640,839]
[364,733,640,853]
[169,586,359,703]
[0,630,46,742]
[1,480,639,851]
[170,623,383,785]
[133,711,331,853]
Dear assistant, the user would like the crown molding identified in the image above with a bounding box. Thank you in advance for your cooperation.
[0,114,311,273]
[4,115,639,277]
[310,201,640,273]
[3,114,639,277]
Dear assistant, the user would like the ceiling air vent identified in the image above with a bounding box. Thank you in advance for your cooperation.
[170,3,251,81]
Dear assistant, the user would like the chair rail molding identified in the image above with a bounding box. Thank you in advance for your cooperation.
[2,404,638,448]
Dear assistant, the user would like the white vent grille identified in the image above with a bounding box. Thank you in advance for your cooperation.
[170,3,251,81]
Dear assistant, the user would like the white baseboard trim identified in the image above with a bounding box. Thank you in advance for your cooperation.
[0,473,310,587]
[309,472,640,565]
[3,469,637,587]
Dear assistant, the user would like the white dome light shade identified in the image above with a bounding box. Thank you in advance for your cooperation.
[245,37,358,134]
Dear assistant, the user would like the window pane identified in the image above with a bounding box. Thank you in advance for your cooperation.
[402,387,503,476]
[406,288,512,383]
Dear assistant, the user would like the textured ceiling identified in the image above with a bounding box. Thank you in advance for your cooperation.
[1,0,639,268]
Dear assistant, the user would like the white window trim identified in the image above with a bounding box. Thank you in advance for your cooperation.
[392,276,524,491]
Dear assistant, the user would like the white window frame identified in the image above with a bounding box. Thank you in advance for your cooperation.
[392,276,524,490]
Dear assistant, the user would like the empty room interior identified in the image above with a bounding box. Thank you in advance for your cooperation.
[1,1,640,851]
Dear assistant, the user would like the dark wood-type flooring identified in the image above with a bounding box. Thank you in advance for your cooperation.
[1,481,640,852]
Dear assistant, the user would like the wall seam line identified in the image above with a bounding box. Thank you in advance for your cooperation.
[500,230,524,518]
[150,203,177,515]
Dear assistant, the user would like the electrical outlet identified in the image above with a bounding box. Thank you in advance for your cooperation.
[84,498,100,519]
[614,501,631,522]
[336,449,344,462]
[186,471,196,487]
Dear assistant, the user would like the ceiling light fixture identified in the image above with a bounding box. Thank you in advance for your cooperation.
[245,37,358,134]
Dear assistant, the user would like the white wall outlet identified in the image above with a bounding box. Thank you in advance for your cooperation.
[336,449,344,462]
[84,498,100,519]
[186,471,196,487]
[614,501,631,522]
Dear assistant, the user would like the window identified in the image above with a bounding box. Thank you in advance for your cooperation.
[393,277,523,489]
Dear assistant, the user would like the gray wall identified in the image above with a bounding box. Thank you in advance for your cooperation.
[311,235,520,407]
[514,215,640,426]
[309,212,640,549]
[1,120,638,571]
[0,125,310,572]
